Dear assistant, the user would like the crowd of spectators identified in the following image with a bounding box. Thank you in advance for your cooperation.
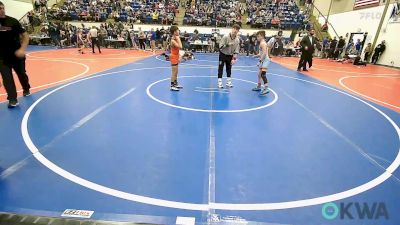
[20,0,388,67]
[26,0,309,31]
[247,0,306,29]
[315,35,386,65]
[183,0,245,27]
[30,20,300,58]
[46,0,179,24]
[20,0,49,33]
[32,21,176,50]
[24,0,314,56]
[33,0,49,15]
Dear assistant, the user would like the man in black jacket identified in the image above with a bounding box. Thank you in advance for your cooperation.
[297,30,316,72]
[371,40,386,64]
[329,36,338,59]
[0,1,31,108]
[335,36,346,59]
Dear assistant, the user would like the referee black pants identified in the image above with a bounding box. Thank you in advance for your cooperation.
[0,58,31,101]
[139,39,146,50]
[298,51,311,70]
[218,52,233,78]
[91,37,101,53]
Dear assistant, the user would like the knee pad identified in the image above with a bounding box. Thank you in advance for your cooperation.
[260,71,268,83]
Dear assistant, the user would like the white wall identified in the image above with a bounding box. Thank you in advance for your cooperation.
[67,22,292,37]
[316,4,399,67]
[47,0,60,7]
[313,0,398,17]
[312,0,330,17]
[2,0,33,20]
[317,5,384,40]
[312,0,360,19]
[375,6,400,67]
[329,0,357,15]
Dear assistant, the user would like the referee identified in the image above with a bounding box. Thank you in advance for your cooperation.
[0,1,31,108]
[217,24,241,88]
[89,26,101,54]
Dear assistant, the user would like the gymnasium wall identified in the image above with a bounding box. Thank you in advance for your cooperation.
[2,0,33,20]
[312,0,330,16]
[316,3,399,67]
[47,0,60,7]
[313,0,398,16]
[317,5,384,39]
[329,0,355,15]
[12,0,32,3]
[374,6,400,68]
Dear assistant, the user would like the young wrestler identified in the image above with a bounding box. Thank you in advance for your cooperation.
[252,31,271,95]
[77,29,86,54]
[169,25,183,91]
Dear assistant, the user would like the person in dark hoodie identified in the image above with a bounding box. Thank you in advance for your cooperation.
[371,40,386,64]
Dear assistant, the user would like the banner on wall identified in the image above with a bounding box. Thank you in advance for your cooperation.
[354,0,380,10]
[389,2,400,23]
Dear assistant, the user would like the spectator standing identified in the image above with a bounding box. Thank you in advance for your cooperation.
[363,43,372,62]
[335,36,346,59]
[138,28,146,50]
[0,1,31,108]
[329,37,337,59]
[371,40,386,64]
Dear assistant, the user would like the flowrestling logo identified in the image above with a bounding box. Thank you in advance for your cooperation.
[61,209,94,218]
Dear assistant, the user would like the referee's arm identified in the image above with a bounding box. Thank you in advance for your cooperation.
[233,41,240,59]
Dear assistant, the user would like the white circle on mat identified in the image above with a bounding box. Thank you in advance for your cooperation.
[146,76,278,113]
[20,67,400,211]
